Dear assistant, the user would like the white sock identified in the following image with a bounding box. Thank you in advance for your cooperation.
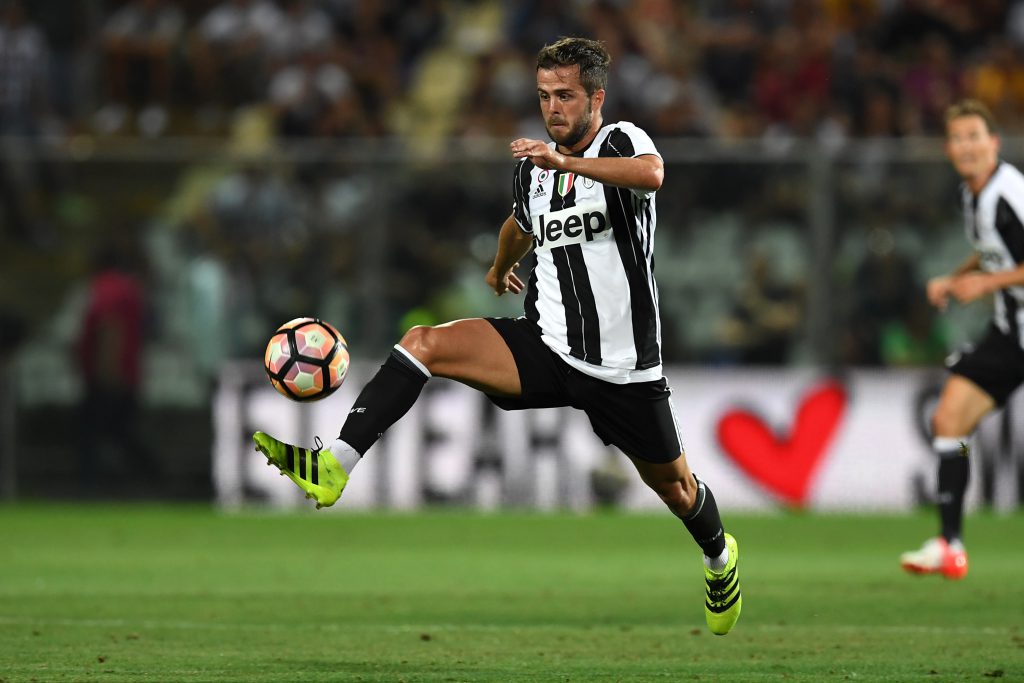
[704,546,729,573]
[328,438,361,473]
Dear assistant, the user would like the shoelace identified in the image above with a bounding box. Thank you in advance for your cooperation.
[706,567,736,603]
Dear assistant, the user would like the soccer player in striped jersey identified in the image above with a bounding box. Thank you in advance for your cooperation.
[253,37,741,634]
[900,100,1024,580]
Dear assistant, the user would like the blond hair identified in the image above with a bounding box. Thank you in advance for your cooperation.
[945,99,997,135]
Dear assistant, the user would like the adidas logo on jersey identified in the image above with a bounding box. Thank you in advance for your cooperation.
[533,184,547,198]
[534,205,610,250]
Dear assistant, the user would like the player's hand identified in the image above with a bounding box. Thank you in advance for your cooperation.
[510,138,565,170]
[926,276,953,311]
[486,263,525,296]
[949,272,992,304]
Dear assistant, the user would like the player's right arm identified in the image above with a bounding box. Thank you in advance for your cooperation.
[928,253,981,311]
[486,214,532,296]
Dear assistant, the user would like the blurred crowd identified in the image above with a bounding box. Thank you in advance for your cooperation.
[0,0,1009,392]
[5,0,1011,497]
[2,0,444,139]
[3,0,1024,142]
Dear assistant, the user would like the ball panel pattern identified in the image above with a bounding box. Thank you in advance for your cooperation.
[263,318,349,402]
[264,332,293,375]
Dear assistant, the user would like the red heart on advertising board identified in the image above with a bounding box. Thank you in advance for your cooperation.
[715,381,847,507]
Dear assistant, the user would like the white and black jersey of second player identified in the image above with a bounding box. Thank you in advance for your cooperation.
[512,121,662,384]
[960,160,1024,348]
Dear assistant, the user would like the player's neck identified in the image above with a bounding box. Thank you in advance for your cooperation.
[966,161,999,195]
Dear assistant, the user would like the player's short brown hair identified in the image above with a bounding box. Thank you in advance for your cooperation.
[945,99,998,135]
[536,37,611,96]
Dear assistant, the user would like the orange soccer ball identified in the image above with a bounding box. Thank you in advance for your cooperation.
[263,318,349,401]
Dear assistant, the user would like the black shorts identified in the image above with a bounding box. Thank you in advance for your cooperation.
[947,323,1024,406]
[485,317,683,463]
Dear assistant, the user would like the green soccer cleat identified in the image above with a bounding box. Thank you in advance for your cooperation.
[252,431,348,509]
[704,533,742,635]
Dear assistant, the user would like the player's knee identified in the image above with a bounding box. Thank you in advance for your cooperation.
[650,479,696,516]
[931,402,963,437]
[399,325,439,369]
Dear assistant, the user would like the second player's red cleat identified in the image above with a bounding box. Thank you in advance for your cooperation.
[900,537,968,580]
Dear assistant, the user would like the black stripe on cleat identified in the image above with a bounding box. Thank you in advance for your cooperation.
[298,449,307,481]
[311,450,319,485]
[286,445,295,472]
[706,590,741,613]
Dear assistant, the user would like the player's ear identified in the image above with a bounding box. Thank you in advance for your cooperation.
[591,88,605,112]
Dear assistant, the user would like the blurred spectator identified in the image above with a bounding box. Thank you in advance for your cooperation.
[98,0,184,136]
[647,52,721,138]
[181,220,232,387]
[334,2,405,138]
[878,0,968,55]
[27,0,98,126]
[880,297,950,367]
[390,0,445,84]
[0,0,52,246]
[698,0,777,106]
[505,0,587,55]
[857,84,903,138]
[321,0,446,86]
[842,228,919,366]
[458,46,534,140]
[200,161,315,351]
[715,251,804,366]
[0,0,49,134]
[190,0,282,113]
[753,24,832,135]
[205,161,310,247]
[266,0,333,62]
[75,239,155,493]
[268,41,364,138]
[900,33,962,133]
[964,39,1024,132]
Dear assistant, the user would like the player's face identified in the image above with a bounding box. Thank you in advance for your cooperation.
[946,115,1000,184]
[537,65,604,151]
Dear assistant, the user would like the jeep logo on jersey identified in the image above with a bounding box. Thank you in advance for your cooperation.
[534,204,610,250]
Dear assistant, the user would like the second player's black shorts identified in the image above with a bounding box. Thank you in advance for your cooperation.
[947,323,1024,406]
[485,316,683,463]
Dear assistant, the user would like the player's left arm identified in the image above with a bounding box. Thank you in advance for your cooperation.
[950,193,1024,303]
[950,264,1024,303]
[510,138,663,192]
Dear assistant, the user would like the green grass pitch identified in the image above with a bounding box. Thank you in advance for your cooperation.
[1,505,1021,682]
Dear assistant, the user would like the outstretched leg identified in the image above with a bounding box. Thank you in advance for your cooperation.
[629,454,741,635]
[336,319,520,456]
[255,319,522,508]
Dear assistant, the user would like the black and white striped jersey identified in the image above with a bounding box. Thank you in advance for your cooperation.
[511,121,662,384]
[961,160,1024,349]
